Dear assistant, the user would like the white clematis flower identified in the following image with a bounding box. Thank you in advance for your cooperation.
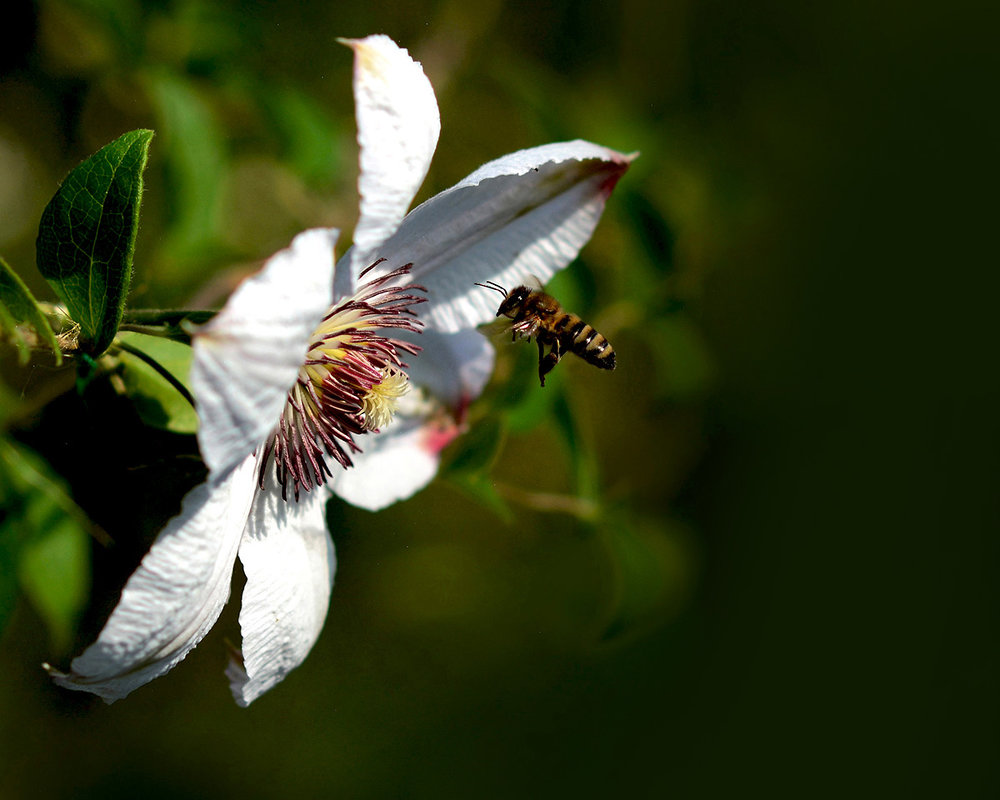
[45,34,634,706]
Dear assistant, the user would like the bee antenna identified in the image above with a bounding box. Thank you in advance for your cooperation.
[474,281,508,298]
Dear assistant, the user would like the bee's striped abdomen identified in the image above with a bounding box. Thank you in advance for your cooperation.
[562,314,616,371]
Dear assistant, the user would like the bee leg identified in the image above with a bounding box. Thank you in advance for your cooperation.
[537,338,563,387]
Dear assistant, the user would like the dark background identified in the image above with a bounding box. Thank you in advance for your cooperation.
[1,0,996,796]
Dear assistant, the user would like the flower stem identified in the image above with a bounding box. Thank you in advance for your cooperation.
[114,340,196,409]
[493,481,601,520]
[119,309,217,344]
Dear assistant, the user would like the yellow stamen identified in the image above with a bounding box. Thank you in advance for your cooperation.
[361,369,410,430]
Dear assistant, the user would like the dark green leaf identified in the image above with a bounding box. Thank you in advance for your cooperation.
[0,438,91,652]
[116,331,197,434]
[442,417,513,519]
[550,385,600,503]
[36,129,153,356]
[19,513,90,654]
[442,416,505,477]
[446,473,514,524]
[598,514,697,641]
[0,255,61,365]
[0,480,18,638]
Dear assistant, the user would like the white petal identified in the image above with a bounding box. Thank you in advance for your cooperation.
[330,415,452,511]
[341,35,440,291]
[354,140,634,333]
[228,479,335,707]
[405,328,496,407]
[192,228,339,475]
[46,456,259,702]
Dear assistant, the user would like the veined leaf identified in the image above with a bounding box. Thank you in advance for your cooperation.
[0,255,61,365]
[36,129,153,356]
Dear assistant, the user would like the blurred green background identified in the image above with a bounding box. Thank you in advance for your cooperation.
[1,0,996,797]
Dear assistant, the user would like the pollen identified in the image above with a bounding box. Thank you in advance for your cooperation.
[361,368,410,431]
[259,261,426,500]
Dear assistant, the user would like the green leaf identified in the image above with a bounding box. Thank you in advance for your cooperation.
[18,514,90,653]
[36,129,153,357]
[440,417,513,520]
[550,385,600,503]
[598,514,697,641]
[442,416,505,477]
[116,331,197,434]
[0,255,61,365]
[447,473,514,524]
[0,438,91,652]
[0,485,18,638]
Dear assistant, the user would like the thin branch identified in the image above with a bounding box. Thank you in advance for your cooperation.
[493,481,600,520]
[114,340,196,409]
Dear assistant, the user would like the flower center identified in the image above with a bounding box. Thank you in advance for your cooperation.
[259,261,425,500]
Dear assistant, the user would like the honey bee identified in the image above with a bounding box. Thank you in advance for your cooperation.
[475,280,616,387]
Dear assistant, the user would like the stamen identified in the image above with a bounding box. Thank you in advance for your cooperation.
[361,368,410,431]
[258,262,425,500]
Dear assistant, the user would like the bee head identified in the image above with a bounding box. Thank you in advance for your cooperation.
[474,280,522,318]
[496,286,531,318]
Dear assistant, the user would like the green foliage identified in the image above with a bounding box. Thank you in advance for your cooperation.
[0,2,988,795]
[444,415,505,476]
[648,314,716,401]
[596,512,696,641]
[501,343,562,431]
[442,416,512,520]
[36,129,153,357]
[0,477,17,637]
[0,438,91,653]
[549,385,600,505]
[146,73,226,267]
[116,331,197,434]
[262,85,343,186]
[0,255,61,365]
[18,510,91,654]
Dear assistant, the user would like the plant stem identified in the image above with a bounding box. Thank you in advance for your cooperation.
[114,340,196,409]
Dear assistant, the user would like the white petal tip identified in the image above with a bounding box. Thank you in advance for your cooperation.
[338,35,417,78]
[345,33,440,281]
[45,667,126,704]
[225,652,253,708]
